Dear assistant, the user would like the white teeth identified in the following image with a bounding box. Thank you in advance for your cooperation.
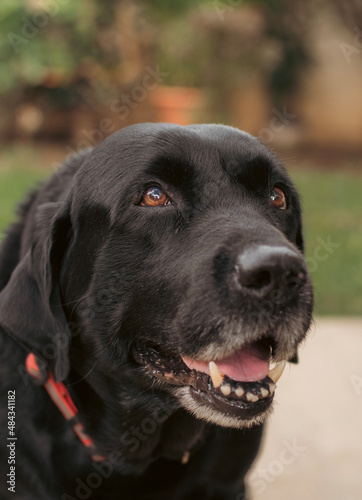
[269,383,276,394]
[208,359,285,400]
[235,387,244,398]
[260,387,269,398]
[220,384,231,396]
[246,392,259,402]
[268,360,287,384]
[209,361,224,388]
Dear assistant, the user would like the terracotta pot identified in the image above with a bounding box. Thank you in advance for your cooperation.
[150,86,206,125]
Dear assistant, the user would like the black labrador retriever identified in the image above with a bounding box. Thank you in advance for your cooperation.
[0,123,313,499]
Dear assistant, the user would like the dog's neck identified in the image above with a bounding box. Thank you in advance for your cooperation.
[25,351,208,475]
[67,365,208,474]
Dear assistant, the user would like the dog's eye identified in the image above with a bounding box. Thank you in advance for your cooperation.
[270,187,287,210]
[141,187,170,207]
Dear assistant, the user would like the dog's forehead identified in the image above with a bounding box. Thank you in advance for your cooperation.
[112,123,279,175]
[74,123,286,211]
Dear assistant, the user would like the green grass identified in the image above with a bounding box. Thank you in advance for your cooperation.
[0,146,50,233]
[0,170,48,231]
[0,145,361,315]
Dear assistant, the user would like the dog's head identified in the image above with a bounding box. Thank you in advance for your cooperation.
[0,123,313,434]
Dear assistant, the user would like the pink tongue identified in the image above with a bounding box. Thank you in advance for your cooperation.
[182,343,270,383]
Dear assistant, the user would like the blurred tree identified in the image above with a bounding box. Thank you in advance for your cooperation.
[1,1,98,94]
[144,0,312,120]
[0,0,154,95]
[0,0,313,137]
[0,0,155,139]
[257,0,312,105]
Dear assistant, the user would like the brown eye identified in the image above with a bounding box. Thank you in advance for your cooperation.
[270,187,287,210]
[141,187,170,207]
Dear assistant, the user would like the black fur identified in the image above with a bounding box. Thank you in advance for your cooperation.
[0,123,313,499]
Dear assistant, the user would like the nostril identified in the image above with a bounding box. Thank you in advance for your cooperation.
[240,268,272,290]
[284,268,307,292]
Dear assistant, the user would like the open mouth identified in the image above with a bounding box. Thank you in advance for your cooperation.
[133,339,287,420]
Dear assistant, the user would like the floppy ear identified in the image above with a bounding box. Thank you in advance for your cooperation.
[0,201,72,382]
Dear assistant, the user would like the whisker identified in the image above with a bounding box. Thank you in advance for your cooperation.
[66,361,98,387]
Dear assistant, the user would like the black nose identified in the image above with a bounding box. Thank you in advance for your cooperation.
[235,245,307,300]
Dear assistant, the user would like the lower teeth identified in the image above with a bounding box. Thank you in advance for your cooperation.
[216,377,274,402]
[136,346,276,402]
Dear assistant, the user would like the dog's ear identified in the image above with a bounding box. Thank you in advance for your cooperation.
[0,201,72,382]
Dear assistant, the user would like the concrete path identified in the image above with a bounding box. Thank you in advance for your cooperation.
[248,317,362,500]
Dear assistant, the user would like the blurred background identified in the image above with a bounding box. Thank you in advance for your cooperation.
[1,0,362,315]
[0,2,361,497]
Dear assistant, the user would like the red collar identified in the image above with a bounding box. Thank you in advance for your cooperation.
[26,353,104,462]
